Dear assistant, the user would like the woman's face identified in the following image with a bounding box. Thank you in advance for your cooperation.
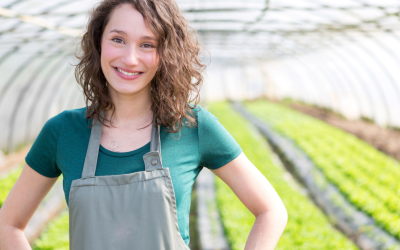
[101,4,159,97]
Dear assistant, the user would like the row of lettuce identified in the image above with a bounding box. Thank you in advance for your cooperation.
[208,102,358,250]
[32,211,70,250]
[243,100,400,239]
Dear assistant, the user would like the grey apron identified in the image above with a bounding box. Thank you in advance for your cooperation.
[69,114,189,250]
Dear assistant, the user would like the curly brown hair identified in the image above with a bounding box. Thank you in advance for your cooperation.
[75,0,206,132]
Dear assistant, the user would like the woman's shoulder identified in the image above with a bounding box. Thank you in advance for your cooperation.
[44,107,89,133]
[188,103,220,126]
[26,107,88,178]
[60,106,88,120]
[178,103,223,137]
[187,103,213,122]
[178,103,215,132]
[49,106,87,123]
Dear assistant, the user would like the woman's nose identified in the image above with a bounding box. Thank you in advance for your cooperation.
[121,45,140,66]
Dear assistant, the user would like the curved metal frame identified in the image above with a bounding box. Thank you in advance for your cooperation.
[3,0,400,151]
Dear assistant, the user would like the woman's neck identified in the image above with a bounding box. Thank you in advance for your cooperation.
[104,87,152,127]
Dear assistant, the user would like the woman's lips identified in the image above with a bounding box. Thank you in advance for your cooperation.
[113,67,143,80]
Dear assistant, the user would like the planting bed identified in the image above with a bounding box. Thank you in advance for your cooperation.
[207,102,357,250]
[235,102,399,250]
[287,101,400,162]
[32,210,69,250]
[243,100,400,241]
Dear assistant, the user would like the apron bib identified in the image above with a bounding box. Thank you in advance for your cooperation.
[68,114,189,250]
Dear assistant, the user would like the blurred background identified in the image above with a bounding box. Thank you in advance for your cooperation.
[1,0,400,249]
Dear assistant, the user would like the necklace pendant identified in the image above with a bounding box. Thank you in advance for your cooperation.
[104,111,152,153]
[108,140,118,150]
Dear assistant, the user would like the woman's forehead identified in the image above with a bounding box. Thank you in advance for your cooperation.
[105,4,156,38]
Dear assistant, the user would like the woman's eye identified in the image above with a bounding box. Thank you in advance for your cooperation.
[142,44,154,48]
[112,38,124,44]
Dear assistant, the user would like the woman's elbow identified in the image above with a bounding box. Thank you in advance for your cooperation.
[275,197,288,225]
[264,199,288,228]
[280,203,289,226]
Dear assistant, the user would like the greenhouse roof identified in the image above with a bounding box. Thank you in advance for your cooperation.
[1,0,400,152]
[1,0,400,59]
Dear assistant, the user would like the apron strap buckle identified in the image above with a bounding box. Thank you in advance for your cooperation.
[143,151,163,171]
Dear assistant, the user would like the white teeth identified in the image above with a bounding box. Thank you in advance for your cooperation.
[117,68,141,76]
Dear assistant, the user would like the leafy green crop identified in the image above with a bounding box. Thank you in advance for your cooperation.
[244,99,400,239]
[33,210,69,250]
[0,166,23,208]
[208,102,358,250]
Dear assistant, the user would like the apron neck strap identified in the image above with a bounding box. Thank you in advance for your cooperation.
[81,110,162,179]
[149,113,161,153]
[144,113,163,172]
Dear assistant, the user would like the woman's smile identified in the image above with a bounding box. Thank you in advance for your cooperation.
[113,66,144,80]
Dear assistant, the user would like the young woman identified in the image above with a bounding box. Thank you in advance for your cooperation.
[0,0,287,249]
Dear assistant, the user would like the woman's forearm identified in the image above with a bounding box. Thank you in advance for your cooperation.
[245,209,288,250]
[0,225,31,250]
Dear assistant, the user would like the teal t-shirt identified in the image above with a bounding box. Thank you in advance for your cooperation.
[25,104,242,246]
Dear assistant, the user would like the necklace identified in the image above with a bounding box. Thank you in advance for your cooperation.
[104,111,152,152]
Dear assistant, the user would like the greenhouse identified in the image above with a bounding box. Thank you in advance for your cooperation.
[0,0,400,249]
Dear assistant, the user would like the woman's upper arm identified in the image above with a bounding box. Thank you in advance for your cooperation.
[211,152,286,217]
[0,162,58,230]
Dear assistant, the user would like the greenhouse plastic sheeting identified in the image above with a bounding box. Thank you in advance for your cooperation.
[1,0,400,152]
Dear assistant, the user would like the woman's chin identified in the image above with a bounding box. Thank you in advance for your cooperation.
[109,84,148,96]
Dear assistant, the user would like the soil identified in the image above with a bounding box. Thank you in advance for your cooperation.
[286,102,400,162]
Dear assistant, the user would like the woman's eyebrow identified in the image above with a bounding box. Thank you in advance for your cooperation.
[109,29,127,35]
[108,30,156,41]
[140,35,157,41]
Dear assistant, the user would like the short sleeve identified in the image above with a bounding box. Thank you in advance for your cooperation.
[25,113,63,178]
[198,106,242,169]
